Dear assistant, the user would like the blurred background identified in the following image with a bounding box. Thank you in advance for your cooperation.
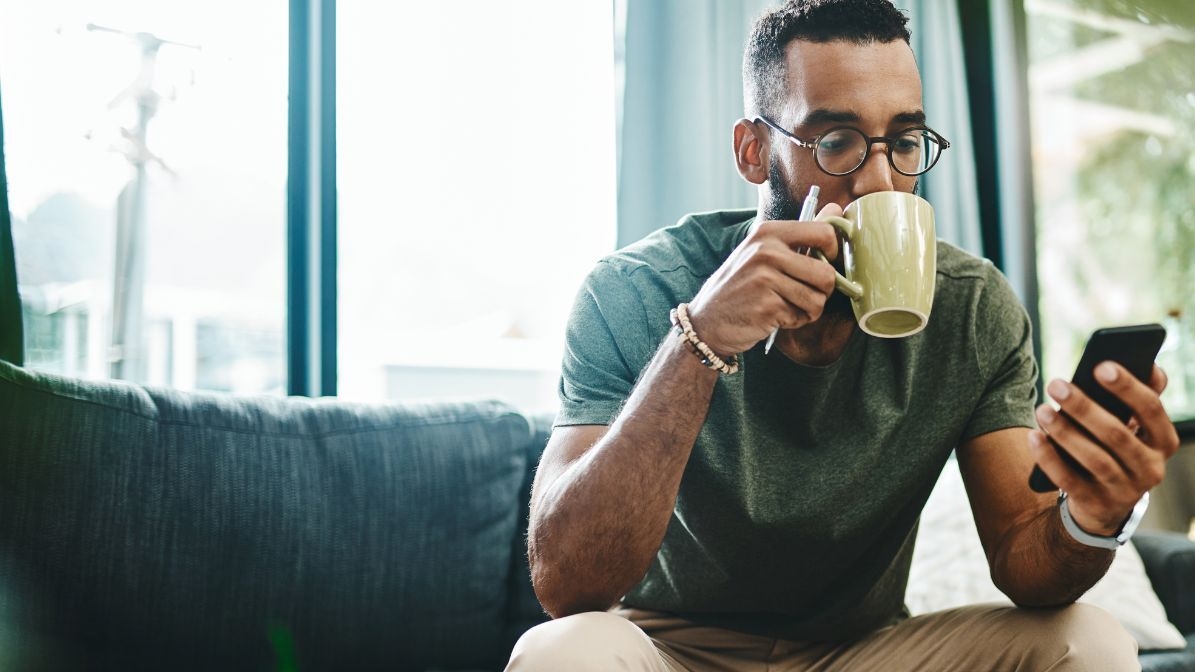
[1,1,1192,531]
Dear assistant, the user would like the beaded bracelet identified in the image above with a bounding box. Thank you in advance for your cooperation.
[669,303,740,375]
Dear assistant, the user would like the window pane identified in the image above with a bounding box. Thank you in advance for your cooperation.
[1027,1,1195,423]
[0,1,288,394]
[337,1,617,411]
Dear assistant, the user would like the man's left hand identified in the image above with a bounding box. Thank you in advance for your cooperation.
[1029,363,1180,536]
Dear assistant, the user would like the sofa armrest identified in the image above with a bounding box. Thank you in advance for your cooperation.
[1134,529,1195,635]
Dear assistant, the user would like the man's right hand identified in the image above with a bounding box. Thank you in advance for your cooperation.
[686,203,843,356]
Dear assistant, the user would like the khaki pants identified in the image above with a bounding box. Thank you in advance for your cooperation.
[506,603,1140,671]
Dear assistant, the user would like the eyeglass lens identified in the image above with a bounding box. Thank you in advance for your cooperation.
[815,128,942,176]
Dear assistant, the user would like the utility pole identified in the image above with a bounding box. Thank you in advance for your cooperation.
[89,24,198,382]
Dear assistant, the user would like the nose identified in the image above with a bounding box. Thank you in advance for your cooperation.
[850,142,895,196]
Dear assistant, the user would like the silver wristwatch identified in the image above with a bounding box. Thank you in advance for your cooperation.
[1058,490,1150,550]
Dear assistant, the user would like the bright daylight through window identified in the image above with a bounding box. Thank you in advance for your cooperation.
[336,1,616,410]
[1026,0,1195,425]
[0,1,288,394]
[2,1,616,407]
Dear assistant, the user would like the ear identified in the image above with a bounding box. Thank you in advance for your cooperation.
[733,118,769,185]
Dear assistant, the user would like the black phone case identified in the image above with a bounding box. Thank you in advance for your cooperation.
[1028,323,1167,493]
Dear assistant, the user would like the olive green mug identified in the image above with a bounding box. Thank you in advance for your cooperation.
[821,191,936,338]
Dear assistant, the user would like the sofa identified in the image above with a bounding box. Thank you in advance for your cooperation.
[0,359,1192,671]
[0,360,553,671]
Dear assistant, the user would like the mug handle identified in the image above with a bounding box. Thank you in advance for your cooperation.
[820,216,864,301]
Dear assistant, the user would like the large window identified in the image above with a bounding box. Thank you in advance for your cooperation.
[1026,0,1195,425]
[336,1,616,411]
[3,1,616,409]
[0,1,288,393]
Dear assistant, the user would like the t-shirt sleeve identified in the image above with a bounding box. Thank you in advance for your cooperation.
[555,261,657,427]
[960,265,1040,441]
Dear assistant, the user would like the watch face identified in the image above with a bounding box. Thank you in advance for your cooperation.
[1116,491,1151,544]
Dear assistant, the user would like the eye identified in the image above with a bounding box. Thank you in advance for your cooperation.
[817,129,861,155]
[892,132,924,155]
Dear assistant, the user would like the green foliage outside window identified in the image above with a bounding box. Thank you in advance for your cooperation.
[1029,0,1195,424]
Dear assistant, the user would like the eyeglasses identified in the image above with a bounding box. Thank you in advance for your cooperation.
[755,116,950,177]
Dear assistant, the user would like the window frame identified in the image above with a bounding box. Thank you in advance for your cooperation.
[287,0,338,397]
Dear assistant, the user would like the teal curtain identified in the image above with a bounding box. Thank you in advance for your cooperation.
[898,0,983,255]
[0,82,24,366]
[617,0,983,256]
[617,0,776,246]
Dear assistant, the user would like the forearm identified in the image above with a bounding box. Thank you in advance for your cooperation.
[995,360,1179,606]
[991,502,1114,607]
[529,334,717,617]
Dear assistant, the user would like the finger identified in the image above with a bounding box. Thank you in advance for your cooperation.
[739,230,837,293]
[1126,417,1141,435]
[749,222,839,282]
[752,220,841,265]
[768,257,838,327]
[1045,377,1168,490]
[1045,378,1153,474]
[1148,364,1168,395]
[814,203,844,261]
[816,202,844,220]
[712,248,827,334]
[1028,429,1096,497]
[754,219,837,248]
[774,249,838,294]
[1034,400,1132,491]
[1095,362,1179,458]
[1046,371,1175,493]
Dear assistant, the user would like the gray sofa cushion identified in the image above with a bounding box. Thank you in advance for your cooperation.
[1136,530,1195,635]
[1136,530,1195,672]
[1140,633,1195,672]
[0,361,533,671]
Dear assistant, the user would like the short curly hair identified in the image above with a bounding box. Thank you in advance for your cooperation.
[744,0,911,118]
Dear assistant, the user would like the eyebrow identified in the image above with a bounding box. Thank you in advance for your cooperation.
[796,108,928,130]
[894,110,927,126]
[797,108,861,128]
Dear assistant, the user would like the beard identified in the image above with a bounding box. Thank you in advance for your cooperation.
[763,157,807,222]
[764,156,853,318]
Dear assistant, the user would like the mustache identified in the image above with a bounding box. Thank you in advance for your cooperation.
[763,159,920,220]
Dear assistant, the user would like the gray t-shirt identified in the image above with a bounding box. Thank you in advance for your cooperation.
[556,208,1039,642]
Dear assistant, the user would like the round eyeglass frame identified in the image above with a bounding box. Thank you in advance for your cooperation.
[755,116,951,177]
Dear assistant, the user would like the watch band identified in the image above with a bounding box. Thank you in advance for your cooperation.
[1058,490,1150,550]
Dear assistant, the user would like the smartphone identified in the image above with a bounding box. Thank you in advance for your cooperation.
[1028,323,1167,493]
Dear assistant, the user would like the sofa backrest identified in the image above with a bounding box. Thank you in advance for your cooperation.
[0,360,543,671]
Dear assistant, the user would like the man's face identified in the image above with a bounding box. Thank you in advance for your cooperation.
[762,39,924,221]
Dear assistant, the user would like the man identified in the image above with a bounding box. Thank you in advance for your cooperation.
[507,1,1180,670]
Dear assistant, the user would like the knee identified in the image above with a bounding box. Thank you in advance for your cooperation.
[1020,603,1139,672]
[505,611,661,672]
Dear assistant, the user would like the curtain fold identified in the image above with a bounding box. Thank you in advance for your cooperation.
[617,0,775,246]
[0,82,24,366]
[899,0,984,256]
[617,0,984,257]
